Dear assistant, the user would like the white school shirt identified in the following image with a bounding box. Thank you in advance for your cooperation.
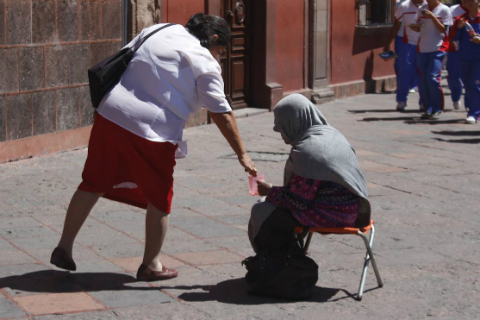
[396,0,425,45]
[396,0,409,38]
[97,24,232,159]
[451,4,466,19]
[450,4,466,51]
[417,3,453,53]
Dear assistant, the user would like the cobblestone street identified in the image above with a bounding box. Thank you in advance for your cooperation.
[1,91,479,319]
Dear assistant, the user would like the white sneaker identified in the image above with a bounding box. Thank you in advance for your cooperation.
[396,102,406,111]
[409,88,416,93]
[453,101,461,110]
[466,116,477,124]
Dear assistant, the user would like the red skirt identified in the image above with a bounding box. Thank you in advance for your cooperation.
[78,113,177,213]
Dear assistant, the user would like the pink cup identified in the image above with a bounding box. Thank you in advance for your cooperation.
[248,173,265,196]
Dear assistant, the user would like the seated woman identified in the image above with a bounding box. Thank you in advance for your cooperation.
[248,94,371,254]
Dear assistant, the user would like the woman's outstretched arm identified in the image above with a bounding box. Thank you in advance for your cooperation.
[209,111,257,176]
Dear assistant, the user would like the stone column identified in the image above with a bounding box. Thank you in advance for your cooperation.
[310,0,334,104]
[127,0,162,41]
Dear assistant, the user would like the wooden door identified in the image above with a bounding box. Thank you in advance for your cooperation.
[219,0,249,109]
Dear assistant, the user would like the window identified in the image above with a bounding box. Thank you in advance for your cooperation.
[358,0,394,26]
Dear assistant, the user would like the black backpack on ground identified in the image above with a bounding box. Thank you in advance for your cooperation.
[242,207,318,300]
[242,240,318,300]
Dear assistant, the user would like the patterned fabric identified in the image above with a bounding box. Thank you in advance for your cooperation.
[266,174,359,228]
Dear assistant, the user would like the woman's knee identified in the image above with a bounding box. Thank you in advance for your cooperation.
[250,201,276,220]
[146,202,169,218]
[250,202,264,217]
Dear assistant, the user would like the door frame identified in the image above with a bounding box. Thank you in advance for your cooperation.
[308,0,334,103]
[243,0,283,110]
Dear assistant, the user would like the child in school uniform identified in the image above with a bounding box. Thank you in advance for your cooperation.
[385,0,425,111]
[412,0,453,120]
[447,0,467,110]
[451,0,480,124]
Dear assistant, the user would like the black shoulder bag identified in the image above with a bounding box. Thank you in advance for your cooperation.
[87,23,175,109]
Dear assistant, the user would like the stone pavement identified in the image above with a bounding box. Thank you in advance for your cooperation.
[1,90,479,319]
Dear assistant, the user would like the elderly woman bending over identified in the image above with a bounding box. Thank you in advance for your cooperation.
[51,13,257,282]
[248,94,371,254]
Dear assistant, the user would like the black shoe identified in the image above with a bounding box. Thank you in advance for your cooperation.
[50,247,76,271]
[136,264,178,281]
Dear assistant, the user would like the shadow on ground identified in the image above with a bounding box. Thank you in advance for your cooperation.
[0,271,356,304]
[349,109,420,114]
[430,129,480,143]
[404,119,466,125]
[0,270,145,293]
[357,112,468,124]
[359,116,469,124]
[360,116,418,122]
[432,130,480,136]
[163,278,346,304]
[432,138,480,144]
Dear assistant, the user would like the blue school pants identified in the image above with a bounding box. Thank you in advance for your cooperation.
[416,51,446,114]
[459,60,480,120]
[447,51,463,103]
[394,36,402,78]
[396,41,420,103]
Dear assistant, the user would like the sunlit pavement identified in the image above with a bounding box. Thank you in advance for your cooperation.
[0,89,478,319]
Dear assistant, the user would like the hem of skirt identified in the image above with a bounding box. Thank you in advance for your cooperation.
[78,183,171,214]
[102,193,148,210]
[101,192,172,214]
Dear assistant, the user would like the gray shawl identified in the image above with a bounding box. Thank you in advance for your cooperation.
[274,94,371,227]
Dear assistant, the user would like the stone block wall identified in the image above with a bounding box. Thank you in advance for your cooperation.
[0,0,122,146]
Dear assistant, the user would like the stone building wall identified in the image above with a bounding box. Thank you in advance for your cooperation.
[0,0,122,161]
[127,0,161,40]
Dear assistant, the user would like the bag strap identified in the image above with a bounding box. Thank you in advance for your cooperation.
[132,23,175,52]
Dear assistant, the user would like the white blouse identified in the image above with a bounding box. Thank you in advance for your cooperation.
[97,24,232,158]
[396,0,423,45]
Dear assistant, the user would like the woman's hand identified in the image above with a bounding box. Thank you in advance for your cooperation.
[238,153,257,176]
[457,18,466,29]
[208,111,257,176]
[257,180,272,196]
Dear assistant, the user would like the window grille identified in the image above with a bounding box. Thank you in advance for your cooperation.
[358,0,393,26]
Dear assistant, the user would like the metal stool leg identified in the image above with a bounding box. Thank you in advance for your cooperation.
[367,225,384,288]
[303,233,313,254]
[356,225,383,300]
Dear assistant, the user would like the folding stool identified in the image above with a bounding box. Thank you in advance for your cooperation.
[294,220,383,300]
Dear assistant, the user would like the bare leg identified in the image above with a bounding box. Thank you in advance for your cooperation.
[142,203,169,271]
[57,189,103,257]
